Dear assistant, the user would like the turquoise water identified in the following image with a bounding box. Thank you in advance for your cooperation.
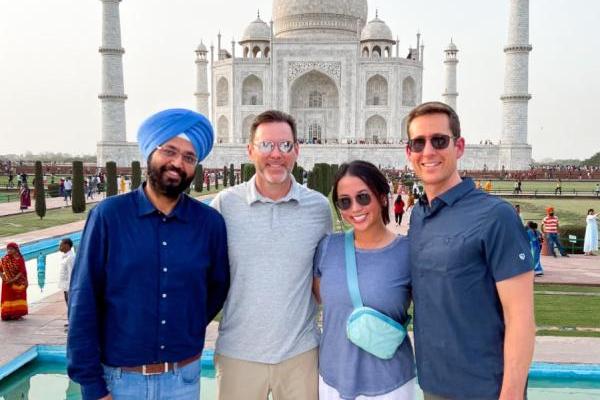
[1,360,599,399]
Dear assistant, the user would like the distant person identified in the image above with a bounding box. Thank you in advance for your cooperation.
[64,177,73,204]
[554,178,562,195]
[0,243,28,320]
[541,207,569,257]
[394,193,405,226]
[313,161,415,399]
[475,179,482,190]
[19,183,31,212]
[526,221,544,276]
[584,209,598,256]
[57,238,75,327]
[594,183,600,197]
[211,110,331,400]
[514,204,525,226]
[483,180,493,193]
[119,176,127,194]
[7,173,14,188]
[405,102,534,400]
[67,108,230,400]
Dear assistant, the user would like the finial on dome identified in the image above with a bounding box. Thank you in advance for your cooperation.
[257,9,260,19]
[375,9,378,19]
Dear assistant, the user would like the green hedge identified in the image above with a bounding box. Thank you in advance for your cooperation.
[131,161,142,190]
[106,162,118,197]
[34,161,46,219]
[194,164,204,193]
[72,161,86,213]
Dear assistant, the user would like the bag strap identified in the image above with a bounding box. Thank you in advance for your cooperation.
[344,230,364,309]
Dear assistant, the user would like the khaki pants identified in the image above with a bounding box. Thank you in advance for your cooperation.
[215,348,318,400]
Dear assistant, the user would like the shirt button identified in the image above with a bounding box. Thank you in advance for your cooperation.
[161,320,166,325]
[163,267,168,272]
[162,293,167,298]
[162,218,167,222]
[162,241,167,246]
[160,345,165,350]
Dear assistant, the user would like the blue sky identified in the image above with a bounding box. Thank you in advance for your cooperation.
[0,0,598,161]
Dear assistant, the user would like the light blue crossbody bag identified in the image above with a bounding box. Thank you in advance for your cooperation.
[344,230,411,360]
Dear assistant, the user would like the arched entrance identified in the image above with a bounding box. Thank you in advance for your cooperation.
[290,70,339,142]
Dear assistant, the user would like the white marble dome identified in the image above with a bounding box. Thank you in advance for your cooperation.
[446,40,458,51]
[196,41,207,52]
[241,16,271,42]
[272,0,368,39]
[360,16,393,42]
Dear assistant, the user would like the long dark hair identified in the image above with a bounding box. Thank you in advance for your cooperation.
[332,160,391,225]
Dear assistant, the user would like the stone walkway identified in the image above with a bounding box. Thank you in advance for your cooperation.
[0,193,105,217]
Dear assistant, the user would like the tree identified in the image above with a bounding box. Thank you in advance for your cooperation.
[34,161,46,219]
[106,161,118,197]
[72,161,86,213]
[307,170,316,191]
[229,163,235,187]
[292,162,304,184]
[223,166,228,187]
[194,164,204,193]
[583,152,600,167]
[215,171,219,189]
[242,164,256,181]
[131,161,142,189]
[206,173,210,191]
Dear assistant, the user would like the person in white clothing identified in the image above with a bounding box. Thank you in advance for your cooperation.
[57,238,75,326]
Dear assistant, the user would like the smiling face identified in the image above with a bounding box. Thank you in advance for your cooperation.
[248,121,299,188]
[406,112,465,200]
[147,136,196,199]
[336,175,386,233]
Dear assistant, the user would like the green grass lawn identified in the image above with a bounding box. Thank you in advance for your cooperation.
[0,206,92,237]
[488,180,600,192]
[505,198,599,228]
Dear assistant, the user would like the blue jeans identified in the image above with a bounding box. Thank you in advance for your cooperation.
[546,233,566,256]
[102,360,201,400]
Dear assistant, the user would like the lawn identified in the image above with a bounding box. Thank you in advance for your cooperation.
[505,198,599,229]
[486,180,600,193]
[0,206,92,237]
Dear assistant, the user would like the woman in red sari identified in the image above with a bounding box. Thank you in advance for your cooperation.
[1,242,29,320]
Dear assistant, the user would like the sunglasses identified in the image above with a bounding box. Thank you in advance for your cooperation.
[335,192,372,211]
[407,134,455,153]
[253,140,295,154]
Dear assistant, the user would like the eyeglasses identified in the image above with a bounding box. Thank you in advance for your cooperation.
[156,145,198,165]
[335,193,372,211]
[253,140,295,154]
[407,134,455,153]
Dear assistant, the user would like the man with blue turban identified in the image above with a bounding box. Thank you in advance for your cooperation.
[68,109,230,400]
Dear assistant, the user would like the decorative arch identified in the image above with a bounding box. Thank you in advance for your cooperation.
[366,74,388,106]
[384,47,391,58]
[217,115,229,143]
[372,46,381,58]
[264,47,270,58]
[402,77,416,106]
[252,46,262,58]
[216,77,228,107]
[308,122,322,143]
[362,47,369,57]
[241,114,255,143]
[401,116,409,141]
[365,115,387,143]
[242,75,263,105]
[243,47,250,58]
[290,70,339,142]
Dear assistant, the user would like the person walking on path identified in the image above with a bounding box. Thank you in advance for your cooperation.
[211,110,331,400]
[0,242,28,320]
[64,177,72,205]
[19,184,31,212]
[554,179,562,195]
[584,209,599,256]
[394,193,405,226]
[57,238,75,327]
[67,108,230,400]
[542,207,569,257]
[526,221,544,276]
[405,102,535,400]
[313,161,416,400]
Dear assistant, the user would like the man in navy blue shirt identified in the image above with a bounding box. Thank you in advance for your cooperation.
[405,102,535,400]
[67,109,230,400]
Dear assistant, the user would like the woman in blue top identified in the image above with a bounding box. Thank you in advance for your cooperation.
[313,160,416,400]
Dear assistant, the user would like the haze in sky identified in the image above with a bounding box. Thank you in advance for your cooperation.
[0,0,598,161]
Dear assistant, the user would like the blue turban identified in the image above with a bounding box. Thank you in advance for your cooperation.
[137,108,214,162]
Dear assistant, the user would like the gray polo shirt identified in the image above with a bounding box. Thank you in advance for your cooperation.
[211,176,332,363]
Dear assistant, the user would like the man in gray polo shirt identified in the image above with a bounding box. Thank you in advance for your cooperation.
[211,110,332,400]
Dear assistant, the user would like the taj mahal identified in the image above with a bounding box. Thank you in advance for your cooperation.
[97,0,533,171]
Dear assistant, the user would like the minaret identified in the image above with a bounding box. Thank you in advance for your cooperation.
[442,39,459,111]
[98,0,127,165]
[500,0,532,144]
[195,41,210,116]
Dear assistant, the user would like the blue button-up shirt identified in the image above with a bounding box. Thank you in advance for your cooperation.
[67,185,230,400]
[409,178,532,399]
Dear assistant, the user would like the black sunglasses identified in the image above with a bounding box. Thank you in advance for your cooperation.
[407,134,455,153]
[335,193,372,211]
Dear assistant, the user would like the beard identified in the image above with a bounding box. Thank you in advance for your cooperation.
[147,159,194,199]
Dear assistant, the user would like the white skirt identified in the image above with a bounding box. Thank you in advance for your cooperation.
[319,375,416,400]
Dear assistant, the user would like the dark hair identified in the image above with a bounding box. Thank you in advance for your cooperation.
[250,110,297,143]
[406,101,461,139]
[527,221,538,230]
[332,160,391,225]
[589,209,595,215]
[61,238,73,248]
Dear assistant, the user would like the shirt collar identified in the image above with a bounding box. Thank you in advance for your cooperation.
[418,178,476,208]
[136,183,190,222]
[246,175,301,205]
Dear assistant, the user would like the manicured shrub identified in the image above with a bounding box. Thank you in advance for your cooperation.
[131,161,142,190]
[223,166,228,187]
[34,161,46,219]
[194,164,204,193]
[72,161,86,213]
[229,164,235,187]
[242,164,256,181]
[105,162,118,197]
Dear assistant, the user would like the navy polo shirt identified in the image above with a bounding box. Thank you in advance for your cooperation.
[409,178,532,399]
